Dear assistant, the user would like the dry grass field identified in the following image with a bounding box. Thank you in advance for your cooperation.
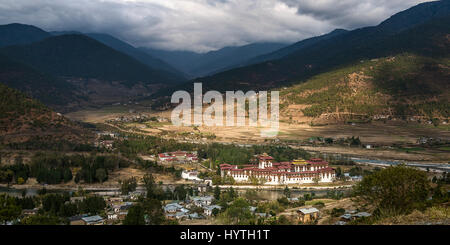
[65,106,450,163]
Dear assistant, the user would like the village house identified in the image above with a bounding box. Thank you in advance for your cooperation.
[82,215,105,225]
[96,131,119,138]
[220,153,335,185]
[340,211,371,221]
[189,212,202,219]
[197,183,208,193]
[297,207,320,223]
[164,203,183,212]
[21,208,39,217]
[203,205,222,216]
[70,196,85,203]
[181,170,202,181]
[107,197,124,204]
[255,213,269,218]
[69,214,89,225]
[112,202,134,213]
[158,150,198,163]
[204,178,213,186]
[190,196,213,207]
[175,211,189,220]
[128,191,143,201]
[287,197,299,203]
[95,140,114,149]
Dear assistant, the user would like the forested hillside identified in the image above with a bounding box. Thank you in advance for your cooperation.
[0,34,184,87]
[281,54,450,122]
[0,54,82,110]
[0,83,92,150]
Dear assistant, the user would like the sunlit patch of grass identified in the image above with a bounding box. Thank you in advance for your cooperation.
[438,146,450,151]
[305,199,335,205]
[375,206,450,225]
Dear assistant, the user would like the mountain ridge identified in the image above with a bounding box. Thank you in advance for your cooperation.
[0,82,93,149]
[0,34,184,86]
[140,42,289,78]
[0,23,51,47]
[185,1,450,92]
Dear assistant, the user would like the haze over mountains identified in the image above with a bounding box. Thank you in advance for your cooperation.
[0,22,292,111]
[140,42,289,78]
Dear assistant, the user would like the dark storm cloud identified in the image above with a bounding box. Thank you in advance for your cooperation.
[0,0,433,52]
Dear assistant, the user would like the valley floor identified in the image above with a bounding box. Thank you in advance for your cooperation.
[65,107,450,164]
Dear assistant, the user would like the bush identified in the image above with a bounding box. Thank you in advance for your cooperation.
[352,165,430,215]
[331,208,345,217]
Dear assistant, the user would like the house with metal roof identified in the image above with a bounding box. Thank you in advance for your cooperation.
[69,214,89,225]
[203,205,222,216]
[81,215,104,225]
[255,213,268,218]
[175,211,189,220]
[189,212,202,219]
[297,207,319,223]
[190,196,213,207]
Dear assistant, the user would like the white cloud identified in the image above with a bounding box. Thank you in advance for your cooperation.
[0,0,434,52]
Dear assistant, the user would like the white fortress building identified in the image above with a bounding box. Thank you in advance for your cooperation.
[220,153,335,185]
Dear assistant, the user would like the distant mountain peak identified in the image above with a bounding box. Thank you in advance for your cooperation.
[378,0,450,33]
[0,23,50,47]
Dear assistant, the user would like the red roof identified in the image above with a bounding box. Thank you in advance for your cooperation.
[159,154,175,158]
[317,167,335,172]
[258,156,274,160]
[306,160,328,165]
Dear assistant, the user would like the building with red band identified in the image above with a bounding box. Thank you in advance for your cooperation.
[220,153,335,185]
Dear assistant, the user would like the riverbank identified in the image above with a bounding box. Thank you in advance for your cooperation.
[300,145,450,163]
[218,184,353,190]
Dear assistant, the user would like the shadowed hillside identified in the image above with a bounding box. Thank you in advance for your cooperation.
[0,34,184,87]
[0,54,84,111]
[0,83,93,150]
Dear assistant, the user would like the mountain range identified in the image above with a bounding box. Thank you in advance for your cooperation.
[0,34,184,86]
[0,0,449,123]
[140,42,289,78]
[181,0,450,93]
[151,0,450,121]
[0,23,289,111]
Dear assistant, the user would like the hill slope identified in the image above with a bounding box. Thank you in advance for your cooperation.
[84,33,185,78]
[184,1,450,92]
[243,29,348,66]
[0,54,83,111]
[0,83,92,149]
[281,54,449,123]
[0,34,184,86]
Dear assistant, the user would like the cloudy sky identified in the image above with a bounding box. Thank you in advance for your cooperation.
[0,0,434,52]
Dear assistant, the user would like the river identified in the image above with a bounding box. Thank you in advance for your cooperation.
[351,157,450,172]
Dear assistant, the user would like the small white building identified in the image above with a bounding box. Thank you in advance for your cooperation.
[181,170,202,181]
[190,196,213,207]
